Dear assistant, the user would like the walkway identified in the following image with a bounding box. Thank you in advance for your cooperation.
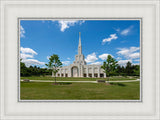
[21,79,140,83]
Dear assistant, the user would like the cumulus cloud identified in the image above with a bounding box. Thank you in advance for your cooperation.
[85,52,98,63]
[99,54,113,60]
[129,52,140,59]
[57,20,85,32]
[134,59,140,62]
[62,61,71,66]
[20,53,34,59]
[129,47,140,53]
[120,26,133,36]
[117,47,140,59]
[20,25,25,38]
[20,47,45,67]
[90,61,102,65]
[116,57,122,60]
[118,60,132,66]
[21,59,45,67]
[102,34,118,44]
[117,46,140,66]
[133,63,140,65]
[20,47,37,55]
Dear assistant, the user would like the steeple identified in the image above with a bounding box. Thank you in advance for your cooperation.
[78,32,82,55]
[73,32,86,65]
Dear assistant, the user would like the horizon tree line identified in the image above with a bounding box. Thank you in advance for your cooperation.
[20,54,140,77]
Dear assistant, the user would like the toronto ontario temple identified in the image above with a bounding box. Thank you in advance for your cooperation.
[54,32,106,78]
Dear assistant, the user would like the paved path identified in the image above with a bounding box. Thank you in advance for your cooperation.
[21,79,140,83]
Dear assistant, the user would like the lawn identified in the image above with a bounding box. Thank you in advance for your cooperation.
[20,81,140,100]
[21,76,139,81]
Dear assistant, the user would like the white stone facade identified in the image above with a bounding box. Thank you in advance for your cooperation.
[54,32,106,78]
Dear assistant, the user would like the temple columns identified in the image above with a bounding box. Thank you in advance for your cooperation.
[92,66,94,78]
[104,73,106,78]
[60,69,62,77]
[64,69,66,77]
[98,67,100,78]
[86,67,89,77]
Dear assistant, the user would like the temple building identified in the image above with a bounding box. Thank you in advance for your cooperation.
[54,32,106,78]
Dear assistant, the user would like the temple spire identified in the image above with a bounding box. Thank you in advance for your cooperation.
[78,32,82,55]
[79,32,81,46]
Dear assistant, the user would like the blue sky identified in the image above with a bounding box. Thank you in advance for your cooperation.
[20,20,140,67]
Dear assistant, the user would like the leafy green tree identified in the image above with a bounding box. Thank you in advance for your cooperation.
[20,59,30,76]
[121,66,127,76]
[133,65,140,76]
[20,58,53,77]
[125,61,134,76]
[45,54,62,84]
[116,65,122,76]
[101,55,118,83]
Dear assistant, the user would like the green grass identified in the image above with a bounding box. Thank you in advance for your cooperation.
[21,76,139,81]
[20,81,140,100]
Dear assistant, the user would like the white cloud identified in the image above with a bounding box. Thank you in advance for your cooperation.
[99,54,113,60]
[79,20,85,25]
[129,52,140,59]
[85,52,98,63]
[47,56,50,60]
[62,61,71,66]
[67,57,71,60]
[118,60,132,66]
[117,47,140,66]
[120,26,133,36]
[129,47,140,53]
[116,57,122,60]
[117,48,129,56]
[20,47,45,67]
[22,59,45,67]
[20,47,37,55]
[90,61,102,65]
[134,59,140,62]
[117,47,140,59]
[133,63,140,65]
[57,20,85,32]
[20,53,34,59]
[20,25,25,38]
[102,34,118,44]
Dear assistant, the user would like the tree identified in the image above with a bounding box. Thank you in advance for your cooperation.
[101,55,118,83]
[125,61,133,76]
[20,59,30,76]
[133,65,140,76]
[45,54,62,84]
[116,65,122,76]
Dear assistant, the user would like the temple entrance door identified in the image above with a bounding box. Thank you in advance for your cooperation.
[72,66,78,77]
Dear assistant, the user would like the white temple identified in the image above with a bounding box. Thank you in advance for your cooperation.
[54,32,106,78]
